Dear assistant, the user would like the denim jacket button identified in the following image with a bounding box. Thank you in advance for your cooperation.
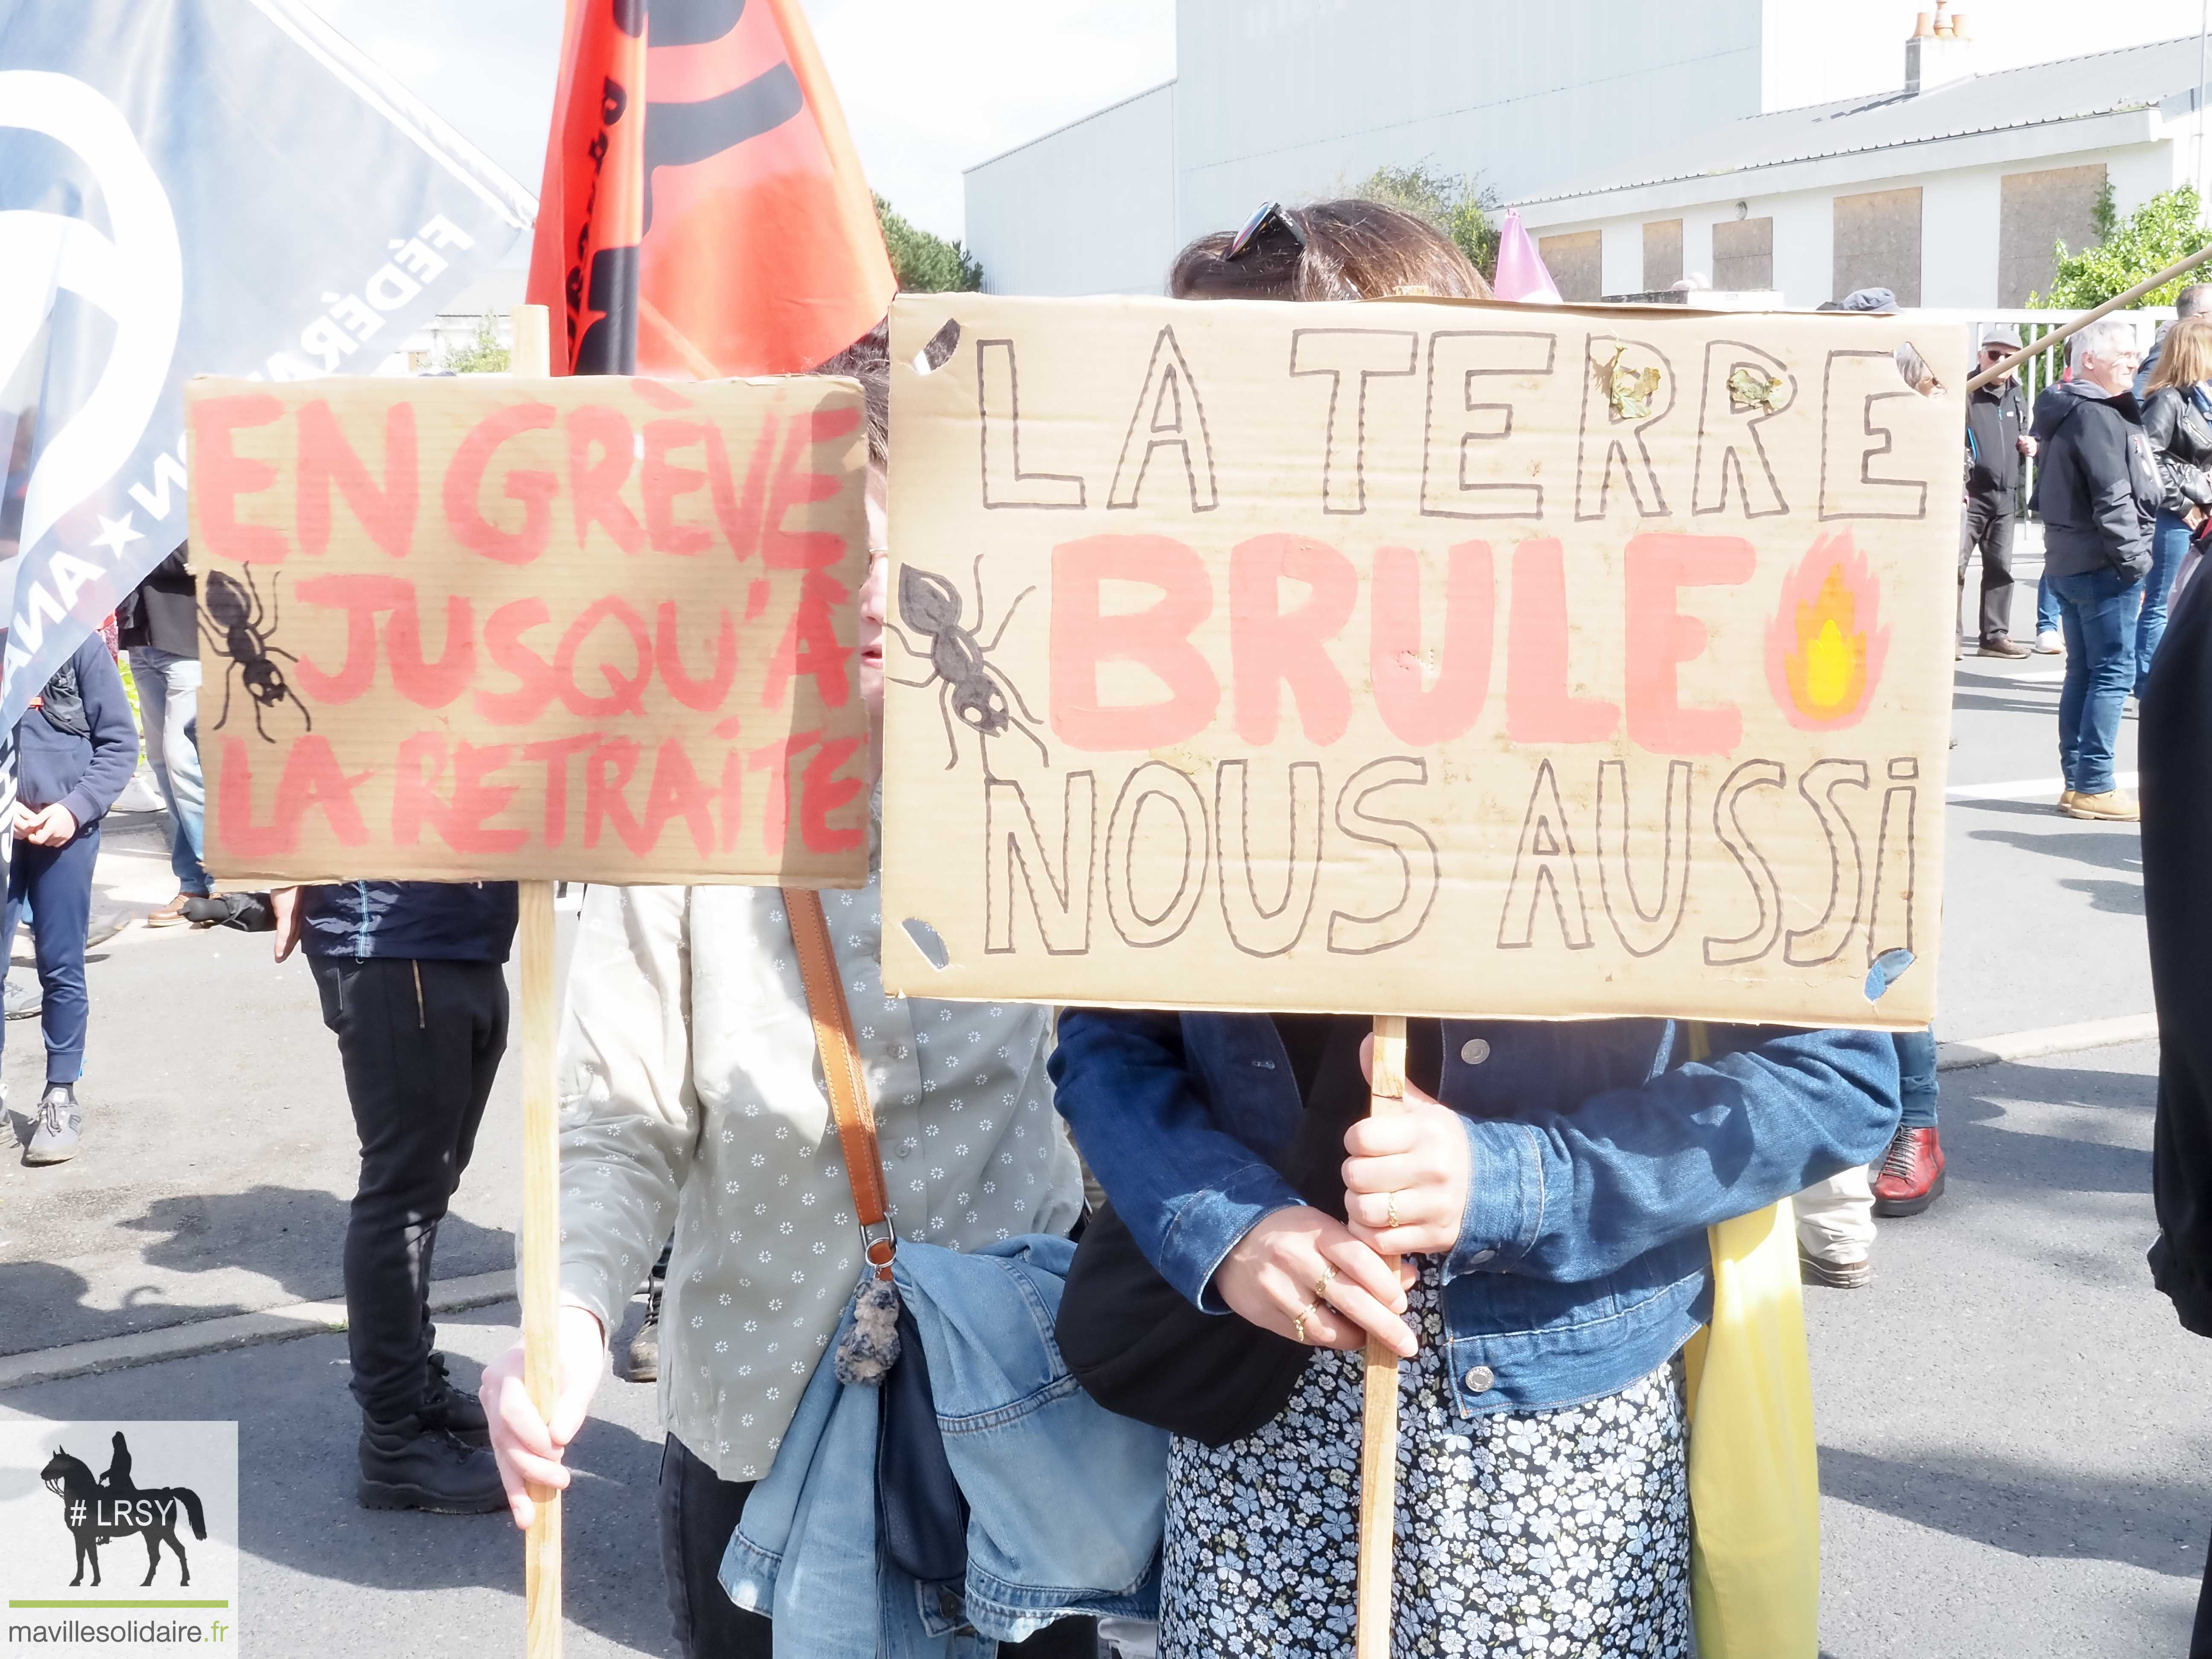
[1468,1248,1496,1266]
[938,1590,961,1621]
[1464,1365,1495,1392]
[1459,1038,1492,1065]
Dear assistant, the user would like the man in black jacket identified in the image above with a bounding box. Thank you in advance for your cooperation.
[273,879,517,1513]
[2030,314,2159,822]
[1962,326,2035,657]
[10,635,139,1164]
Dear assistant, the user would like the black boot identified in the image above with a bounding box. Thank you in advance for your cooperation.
[628,1280,663,1383]
[357,1412,505,1514]
[419,1352,491,1447]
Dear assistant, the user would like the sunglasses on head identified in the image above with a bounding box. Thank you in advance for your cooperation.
[1227,199,1307,262]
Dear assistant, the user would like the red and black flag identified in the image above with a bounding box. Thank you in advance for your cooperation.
[527,0,896,378]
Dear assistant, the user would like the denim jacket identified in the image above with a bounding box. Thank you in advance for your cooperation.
[722,1235,1166,1656]
[1048,1013,1901,1419]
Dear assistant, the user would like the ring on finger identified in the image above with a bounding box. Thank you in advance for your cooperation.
[1313,1264,1336,1301]
[1385,1190,1400,1230]
[1293,1301,1316,1344]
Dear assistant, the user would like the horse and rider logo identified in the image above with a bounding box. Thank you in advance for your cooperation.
[38,1430,209,1587]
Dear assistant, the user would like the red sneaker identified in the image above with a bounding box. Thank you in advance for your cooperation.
[1872,1125,1945,1216]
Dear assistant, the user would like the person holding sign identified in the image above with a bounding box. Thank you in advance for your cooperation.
[479,340,1097,1659]
[1047,202,1907,1659]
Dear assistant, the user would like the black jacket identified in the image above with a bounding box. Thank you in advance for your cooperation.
[299,880,518,962]
[13,634,139,829]
[1963,378,2029,502]
[2141,385,2212,516]
[2144,562,2212,1335]
[2030,378,2159,582]
[115,547,198,658]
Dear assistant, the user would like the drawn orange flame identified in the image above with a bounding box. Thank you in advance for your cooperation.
[1765,532,1889,730]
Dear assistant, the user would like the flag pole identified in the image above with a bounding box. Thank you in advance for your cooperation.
[508,303,564,1659]
[1966,238,2212,392]
[1355,1014,1409,1659]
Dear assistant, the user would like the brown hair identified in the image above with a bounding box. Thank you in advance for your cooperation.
[815,318,890,469]
[2148,314,2212,396]
[1169,199,1491,303]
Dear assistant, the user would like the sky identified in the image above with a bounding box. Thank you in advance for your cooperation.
[298,0,1176,244]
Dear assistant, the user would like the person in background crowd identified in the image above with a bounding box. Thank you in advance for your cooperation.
[1874,1026,1946,1217]
[2136,314,2212,699]
[1794,1158,1877,1289]
[8,632,137,1164]
[1962,326,2035,658]
[1047,201,1906,1659]
[271,877,518,1513]
[115,544,211,926]
[2132,280,2212,398]
[478,329,1096,1659]
[2032,314,2159,822]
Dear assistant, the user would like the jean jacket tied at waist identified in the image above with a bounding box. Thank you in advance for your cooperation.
[1049,1012,1901,1419]
[722,1235,1167,1658]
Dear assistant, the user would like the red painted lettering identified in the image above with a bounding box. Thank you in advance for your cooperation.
[189,395,288,564]
[522,733,599,847]
[762,409,850,571]
[799,735,865,853]
[567,405,644,554]
[388,593,474,710]
[297,399,418,559]
[392,732,526,852]
[477,599,558,725]
[1505,539,1619,744]
[1372,541,1494,746]
[444,403,556,564]
[293,574,409,703]
[1623,533,1755,756]
[641,739,716,856]
[555,596,652,718]
[656,602,737,711]
[584,737,647,851]
[214,734,370,856]
[1230,534,1357,746]
[1049,535,1219,751]
[704,416,778,562]
[762,573,851,710]
[642,418,713,554]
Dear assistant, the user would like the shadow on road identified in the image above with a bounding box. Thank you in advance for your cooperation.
[0,1186,514,1357]
[1819,1444,2207,1578]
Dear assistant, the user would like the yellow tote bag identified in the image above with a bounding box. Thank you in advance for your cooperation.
[1678,1023,1822,1659]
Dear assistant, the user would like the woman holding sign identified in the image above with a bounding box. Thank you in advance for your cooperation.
[479,336,1098,1659]
[1048,203,1907,1659]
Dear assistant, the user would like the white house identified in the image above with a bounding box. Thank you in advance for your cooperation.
[963,0,2212,303]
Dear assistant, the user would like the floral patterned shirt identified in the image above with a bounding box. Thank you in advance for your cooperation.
[555,868,1084,1482]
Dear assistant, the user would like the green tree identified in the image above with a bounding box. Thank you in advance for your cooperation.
[2032,182,2209,308]
[876,195,985,293]
[444,313,510,374]
[1350,162,1501,280]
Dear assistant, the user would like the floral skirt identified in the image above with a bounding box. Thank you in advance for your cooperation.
[1157,1266,1692,1659]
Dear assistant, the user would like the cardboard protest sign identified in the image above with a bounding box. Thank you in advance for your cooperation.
[881,295,1966,1027]
[185,374,871,887]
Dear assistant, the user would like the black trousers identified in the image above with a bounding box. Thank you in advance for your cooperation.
[657,1435,1098,1659]
[311,956,508,1423]
[1959,495,2019,643]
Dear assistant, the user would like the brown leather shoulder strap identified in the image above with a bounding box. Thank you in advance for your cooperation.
[783,887,895,1277]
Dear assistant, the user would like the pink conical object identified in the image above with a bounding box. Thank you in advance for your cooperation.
[1491,210,1563,303]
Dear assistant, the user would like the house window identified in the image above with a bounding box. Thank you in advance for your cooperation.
[1999,165,2106,306]
[1643,220,1683,291]
[1537,230,1602,302]
[1832,187,1922,306]
[1712,218,1773,291]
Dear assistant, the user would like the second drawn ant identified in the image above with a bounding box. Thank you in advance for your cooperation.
[201,567,312,743]
[887,554,1050,772]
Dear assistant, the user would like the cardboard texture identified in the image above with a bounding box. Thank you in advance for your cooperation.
[185,374,871,887]
[882,295,1967,1027]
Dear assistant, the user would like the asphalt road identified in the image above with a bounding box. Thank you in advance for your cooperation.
[1,528,2197,1657]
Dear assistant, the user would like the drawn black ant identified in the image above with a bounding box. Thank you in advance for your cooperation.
[201,567,311,743]
[886,555,1049,773]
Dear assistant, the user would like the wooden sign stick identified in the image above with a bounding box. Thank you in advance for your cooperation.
[508,305,564,1659]
[1354,1013,1409,1659]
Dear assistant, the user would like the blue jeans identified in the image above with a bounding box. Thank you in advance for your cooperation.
[1,822,101,1083]
[2140,511,2188,695]
[1892,1026,1938,1130]
[129,646,208,895]
[2051,565,2142,795]
[2037,572,2063,637]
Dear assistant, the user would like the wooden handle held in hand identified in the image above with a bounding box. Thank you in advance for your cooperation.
[1355,1014,1409,1659]
[510,306,563,1659]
